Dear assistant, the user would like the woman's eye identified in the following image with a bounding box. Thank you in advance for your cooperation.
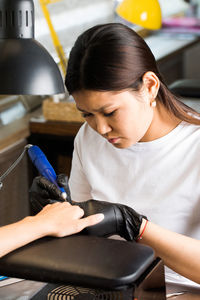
[82,112,92,118]
[104,110,116,117]
[81,110,116,118]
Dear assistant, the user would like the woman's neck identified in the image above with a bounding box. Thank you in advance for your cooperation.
[140,103,181,142]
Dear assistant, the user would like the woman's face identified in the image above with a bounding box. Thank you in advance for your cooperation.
[73,87,155,149]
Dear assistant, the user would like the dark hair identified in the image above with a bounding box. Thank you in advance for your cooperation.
[65,23,200,125]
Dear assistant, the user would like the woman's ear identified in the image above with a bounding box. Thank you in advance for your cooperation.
[142,71,160,103]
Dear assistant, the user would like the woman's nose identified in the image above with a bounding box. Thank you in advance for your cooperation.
[95,117,111,135]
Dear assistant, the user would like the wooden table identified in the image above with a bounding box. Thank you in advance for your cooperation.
[29,116,83,137]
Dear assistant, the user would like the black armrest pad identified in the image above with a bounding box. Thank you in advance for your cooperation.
[0,235,154,290]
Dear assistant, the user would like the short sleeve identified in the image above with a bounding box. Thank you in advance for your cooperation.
[69,136,92,202]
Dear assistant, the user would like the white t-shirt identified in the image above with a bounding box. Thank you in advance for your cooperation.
[69,121,200,288]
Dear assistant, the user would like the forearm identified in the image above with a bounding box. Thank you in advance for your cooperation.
[140,220,200,284]
[0,217,47,258]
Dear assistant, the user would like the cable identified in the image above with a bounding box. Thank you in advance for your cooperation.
[0,144,32,190]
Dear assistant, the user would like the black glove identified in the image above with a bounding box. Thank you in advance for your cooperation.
[78,199,147,241]
[29,174,147,241]
[29,174,72,214]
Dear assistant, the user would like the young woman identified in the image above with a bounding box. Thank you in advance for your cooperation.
[0,201,104,258]
[65,23,200,287]
[31,23,200,287]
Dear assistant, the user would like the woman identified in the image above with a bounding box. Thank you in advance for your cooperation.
[0,201,104,258]
[31,23,200,287]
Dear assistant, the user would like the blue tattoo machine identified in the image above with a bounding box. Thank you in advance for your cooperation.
[27,145,67,200]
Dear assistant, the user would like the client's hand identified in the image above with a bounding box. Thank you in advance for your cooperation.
[34,202,104,238]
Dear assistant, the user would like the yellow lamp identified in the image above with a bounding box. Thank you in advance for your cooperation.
[116,0,162,30]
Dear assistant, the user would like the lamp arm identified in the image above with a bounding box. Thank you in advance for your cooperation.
[39,0,67,77]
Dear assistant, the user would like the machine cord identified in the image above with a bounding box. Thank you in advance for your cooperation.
[0,144,32,190]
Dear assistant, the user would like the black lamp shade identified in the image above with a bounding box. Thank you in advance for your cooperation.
[0,0,65,95]
[0,39,65,95]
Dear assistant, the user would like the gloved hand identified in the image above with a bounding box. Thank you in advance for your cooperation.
[78,199,147,241]
[29,174,72,214]
[29,174,147,241]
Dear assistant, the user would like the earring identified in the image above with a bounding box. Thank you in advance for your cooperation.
[151,100,156,108]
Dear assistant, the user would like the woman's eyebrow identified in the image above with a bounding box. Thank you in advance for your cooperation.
[76,103,115,113]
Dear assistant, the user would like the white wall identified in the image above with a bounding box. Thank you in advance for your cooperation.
[158,0,188,17]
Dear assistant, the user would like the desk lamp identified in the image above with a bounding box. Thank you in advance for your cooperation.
[116,0,162,30]
[0,0,65,95]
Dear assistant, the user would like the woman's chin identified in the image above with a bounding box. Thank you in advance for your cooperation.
[112,140,134,149]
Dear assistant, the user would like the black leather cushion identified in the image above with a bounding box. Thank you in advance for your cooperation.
[0,235,154,290]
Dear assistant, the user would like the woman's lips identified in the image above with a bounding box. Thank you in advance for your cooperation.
[107,137,120,144]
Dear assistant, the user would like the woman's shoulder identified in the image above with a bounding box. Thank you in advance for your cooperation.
[74,122,104,145]
[76,122,96,138]
[181,122,200,149]
[184,122,200,136]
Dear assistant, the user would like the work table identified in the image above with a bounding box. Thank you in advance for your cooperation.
[145,33,198,63]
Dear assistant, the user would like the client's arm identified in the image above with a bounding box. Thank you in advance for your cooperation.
[0,202,104,258]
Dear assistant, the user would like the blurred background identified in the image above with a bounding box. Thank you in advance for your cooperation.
[34,0,189,63]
